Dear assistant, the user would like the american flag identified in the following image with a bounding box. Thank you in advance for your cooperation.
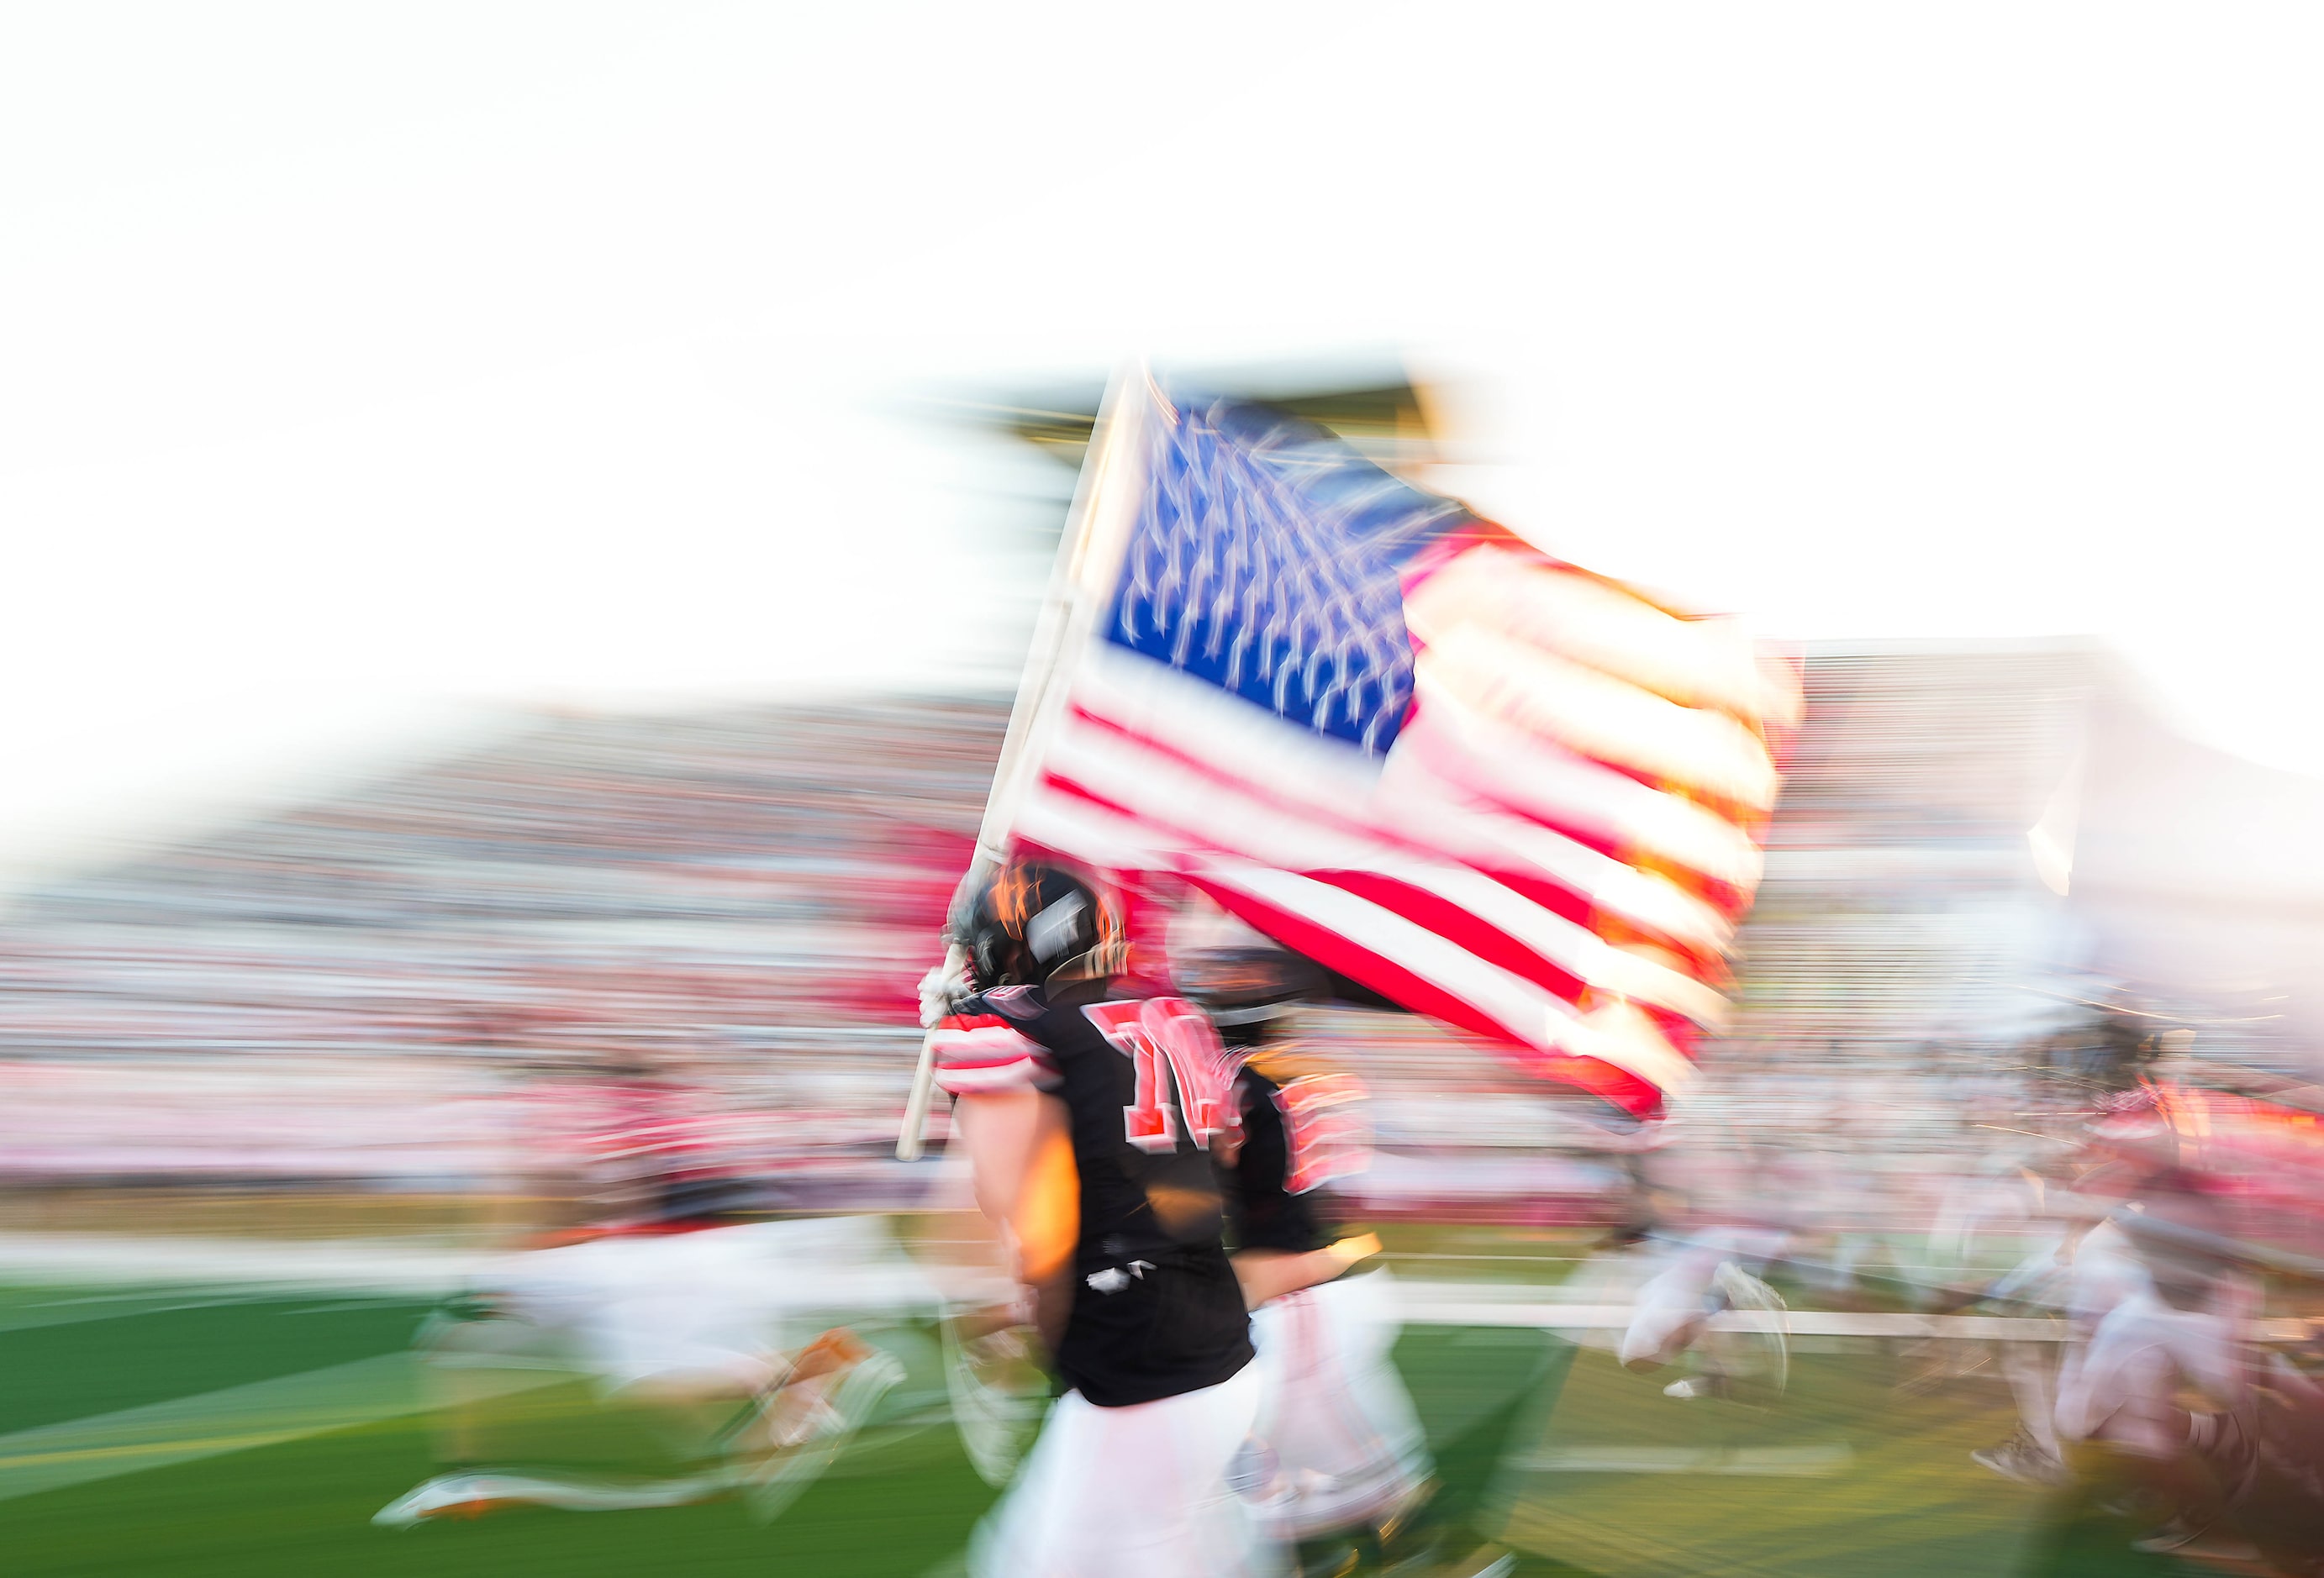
[999,379,1795,1114]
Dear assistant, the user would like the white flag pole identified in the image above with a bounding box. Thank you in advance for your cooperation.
[896,362,1156,1161]
[892,944,960,1164]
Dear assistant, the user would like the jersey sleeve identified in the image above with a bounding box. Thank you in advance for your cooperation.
[1242,1045,1373,1195]
[930,1009,1059,1096]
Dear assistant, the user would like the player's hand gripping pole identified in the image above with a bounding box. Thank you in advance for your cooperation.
[896,943,968,1163]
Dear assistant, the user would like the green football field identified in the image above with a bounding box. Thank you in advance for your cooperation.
[0,1277,2207,1576]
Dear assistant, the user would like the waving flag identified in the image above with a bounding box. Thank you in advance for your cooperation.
[988,374,1795,1115]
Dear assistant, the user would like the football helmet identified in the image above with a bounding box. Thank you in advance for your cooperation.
[953,860,1123,990]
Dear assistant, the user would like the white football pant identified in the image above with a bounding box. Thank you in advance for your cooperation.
[969,1360,1282,1578]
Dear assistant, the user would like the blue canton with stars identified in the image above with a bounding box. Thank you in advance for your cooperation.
[1106,395,1473,755]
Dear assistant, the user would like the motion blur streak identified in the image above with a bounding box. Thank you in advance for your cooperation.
[1,642,2320,1575]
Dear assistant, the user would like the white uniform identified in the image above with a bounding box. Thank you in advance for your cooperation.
[2056,1283,2250,1461]
[474,1215,932,1396]
[383,1215,930,1528]
[1618,1228,1788,1371]
[1968,1219,2154,1460]
[1243,1267,1431,1541]
[970,1360,1279,1578]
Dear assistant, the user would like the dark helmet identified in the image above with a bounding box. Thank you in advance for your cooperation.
[954,860,1122,990]
[1176,943,1325,1044]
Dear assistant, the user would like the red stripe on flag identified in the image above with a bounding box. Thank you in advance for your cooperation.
[1309,868,1589,1007]
[1178,873,1528,1051]
[1394,715,1629,864]
[1041,766,1622,1016]
[1035,768,1142,826]
[1066,698,1722,966]
[1456,863,1594,932]
[1188,871,1661,1115]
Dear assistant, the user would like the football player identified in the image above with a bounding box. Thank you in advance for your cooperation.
[1179,940,1435,1568]
[1964,1013,2191,1488]
[376,1052,909,1527]
[924,860,1278,1577]
[2055,1177,2263,1563]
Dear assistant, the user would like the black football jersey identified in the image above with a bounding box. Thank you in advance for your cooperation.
[1218,1037,1373,1257]
[1225,1062,1332,1254]
[933,978,1252,1408]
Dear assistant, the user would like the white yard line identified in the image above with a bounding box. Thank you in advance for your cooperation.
[1,1233,2315,1344]
[1519,1444,1856,1476]
[0,1354,562,1504]
[0,1230,980,1311]
[1390,1282,2321,1342]
[0,1233,492,1297]
[0,1290,265,1335]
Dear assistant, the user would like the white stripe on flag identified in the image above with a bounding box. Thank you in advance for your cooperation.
[1042,717,1726,1026]
[1191,863,1694,1095]
[1417,634,1779,812]
[1085,638,1759,904]
[1400,678,1765,894]
[1192,860,1569,1048]
[1073,648,1733,954]
[1072,640,1383,801]
[1012,786,1167,873]
[1405,544,1772,721]
[1017,788,1700,1096]
[1370,769,1735,956]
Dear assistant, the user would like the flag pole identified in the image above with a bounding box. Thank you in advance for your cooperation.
[896,361,1154,1161]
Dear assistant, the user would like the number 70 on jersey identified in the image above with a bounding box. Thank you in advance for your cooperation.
[1081,998,1237,1155]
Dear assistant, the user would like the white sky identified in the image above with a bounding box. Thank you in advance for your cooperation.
[4,3,2321,867]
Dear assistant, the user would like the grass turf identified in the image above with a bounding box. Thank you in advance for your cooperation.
[0,1280,2218,1577]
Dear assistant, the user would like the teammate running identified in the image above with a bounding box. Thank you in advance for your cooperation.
[1178,939,1433,1570]
[376,1051,908,1527]
[925,860,1277,1576]
[1961,1008,2188,1488]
